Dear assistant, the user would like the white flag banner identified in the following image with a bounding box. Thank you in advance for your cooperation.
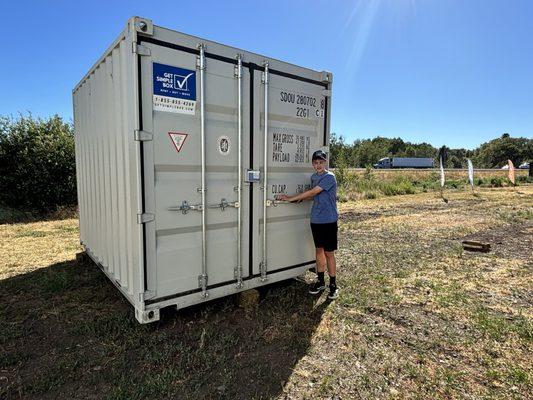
[440,156,445,188]
[467,159,474,188]
[508,159,515,185]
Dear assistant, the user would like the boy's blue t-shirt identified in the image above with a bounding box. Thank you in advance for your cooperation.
[310,171,338,224]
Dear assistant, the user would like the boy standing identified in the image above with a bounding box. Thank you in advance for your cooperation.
[277,150,339,299]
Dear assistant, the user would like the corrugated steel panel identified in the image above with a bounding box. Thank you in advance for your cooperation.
[73,25,141,305]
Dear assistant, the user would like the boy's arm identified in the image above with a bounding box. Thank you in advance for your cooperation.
[277,186,323,202]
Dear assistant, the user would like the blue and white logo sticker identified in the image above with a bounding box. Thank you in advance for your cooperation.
[153,63,196,115]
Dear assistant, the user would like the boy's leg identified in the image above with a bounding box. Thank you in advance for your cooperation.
[309,247,327,294]
[325,251,339,299]
[325,220,339,299]
[325,251,336,278]
[316,247,326,274]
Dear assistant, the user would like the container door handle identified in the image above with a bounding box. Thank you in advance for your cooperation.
[265,199,299,207]
[168,200,203,214]
[207,198,240,211]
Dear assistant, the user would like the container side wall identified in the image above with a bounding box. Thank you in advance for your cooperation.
[73,34,141,303]
[73,90,84,243]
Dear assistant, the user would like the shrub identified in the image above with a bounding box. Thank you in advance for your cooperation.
[363,190,379,199]
[490,177,505,188]
[363,165,374,181]
[446,180,462,189]
[381,183,403,196]
[401,181,416,194]
[0,114,76,212]
[516,175,532,184]
[337,192,349,203]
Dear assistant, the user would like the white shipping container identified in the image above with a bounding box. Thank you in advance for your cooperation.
[73,17,332,323]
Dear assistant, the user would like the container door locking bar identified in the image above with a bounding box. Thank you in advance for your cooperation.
[169,52,244,291]
[198,43,208,298]
[260,61,269,282]
[234,54,244,288]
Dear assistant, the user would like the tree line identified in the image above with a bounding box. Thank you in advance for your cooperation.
[0,114,532,213]
[329,133,532,169]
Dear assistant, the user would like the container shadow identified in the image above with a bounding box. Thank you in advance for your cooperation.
[0,258,328,400]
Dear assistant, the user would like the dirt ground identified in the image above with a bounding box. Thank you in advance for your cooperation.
[1,187,531,399]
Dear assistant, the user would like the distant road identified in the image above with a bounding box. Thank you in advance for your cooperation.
[334,168,518,172]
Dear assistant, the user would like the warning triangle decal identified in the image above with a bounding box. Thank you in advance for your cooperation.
[168,132,188,153]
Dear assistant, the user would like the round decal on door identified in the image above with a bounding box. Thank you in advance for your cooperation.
[217,135,231,155]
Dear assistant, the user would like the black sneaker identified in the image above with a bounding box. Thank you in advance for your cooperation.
[309,281,326,294]
[328,284,340,300]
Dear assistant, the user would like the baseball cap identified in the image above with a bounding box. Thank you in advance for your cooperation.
[312,150,327,161]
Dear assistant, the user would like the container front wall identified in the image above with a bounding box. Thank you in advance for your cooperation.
[137,28,331,304]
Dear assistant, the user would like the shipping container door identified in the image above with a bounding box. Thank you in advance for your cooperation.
[140,41,251,299]
[252,69,328,276]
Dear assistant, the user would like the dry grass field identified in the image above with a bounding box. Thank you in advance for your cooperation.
[1,186,532,399]
[334,168,530,202]
[343,168,529,181]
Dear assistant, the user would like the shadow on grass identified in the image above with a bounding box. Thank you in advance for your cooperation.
[0,258,328,400]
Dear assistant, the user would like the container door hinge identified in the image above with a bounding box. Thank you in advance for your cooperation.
[198,274,208,289]
[132,43,151,56]
[139,290,156,302]
[322,89,332,97]
[134,130,153,141]
[234,265,243,279]
[137,213,155,224]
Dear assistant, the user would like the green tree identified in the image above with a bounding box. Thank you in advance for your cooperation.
[354,137,394,167]
[329,132,531,169]
[404,145,416,157]
[0,114,76,212]
[438,145,449,166]
[413,143,437,158]
[474,134,532,168]
[329,132,348,168]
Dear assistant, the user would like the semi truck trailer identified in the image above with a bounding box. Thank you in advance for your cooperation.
[374,157,434,169]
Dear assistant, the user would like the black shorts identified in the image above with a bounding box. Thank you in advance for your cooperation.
[310,221,338,252]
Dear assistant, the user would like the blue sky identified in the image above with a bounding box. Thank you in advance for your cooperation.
[1,0,532,149]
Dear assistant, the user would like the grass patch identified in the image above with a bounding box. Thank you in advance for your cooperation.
[473,307,532,342]
[429,281,469,308]
[41,271,71,293]
[496,208,533,223]
[0,351,31,368]
[14,230,49,238]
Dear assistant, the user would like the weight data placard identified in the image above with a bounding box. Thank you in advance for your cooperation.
[271,130,312,165]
